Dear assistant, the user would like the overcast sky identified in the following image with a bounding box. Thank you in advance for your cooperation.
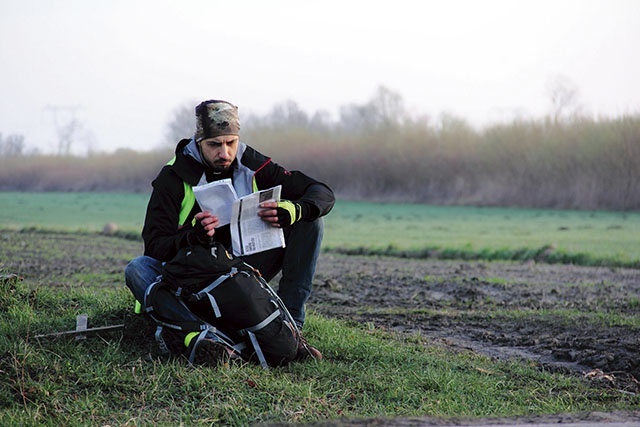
[2,0,639,154]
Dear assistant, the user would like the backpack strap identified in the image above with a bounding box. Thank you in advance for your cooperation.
[187,268,244,319]
[154,326,172,354]
[246,309,281,333]
[247,331,269,369]
[193,268,238,296]
[249,265,301,332]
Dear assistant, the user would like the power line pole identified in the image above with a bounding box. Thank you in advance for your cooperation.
[46,105,83,155]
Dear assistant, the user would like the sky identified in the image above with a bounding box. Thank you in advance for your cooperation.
[1,0,639,155]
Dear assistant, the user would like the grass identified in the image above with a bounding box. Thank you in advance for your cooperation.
[0,191,148,234]
[325,201,639,267]
[1,193,639,424]
[1,275,637,426]
[1,192,638,268]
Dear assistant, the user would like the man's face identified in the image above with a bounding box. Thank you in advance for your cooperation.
[199,135,239,172]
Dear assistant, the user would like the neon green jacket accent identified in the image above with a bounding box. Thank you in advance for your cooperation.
[167,156,197,227]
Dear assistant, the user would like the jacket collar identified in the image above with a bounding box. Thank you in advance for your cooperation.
[172,138,239,186]
[172,139,206,186]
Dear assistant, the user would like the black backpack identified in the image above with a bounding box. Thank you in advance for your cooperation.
[143,243,300,368]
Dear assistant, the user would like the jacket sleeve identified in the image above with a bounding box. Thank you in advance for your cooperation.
[141,167,195,261]
[256,160,335,220]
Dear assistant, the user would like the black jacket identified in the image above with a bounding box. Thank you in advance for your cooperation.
[142,139,335,261]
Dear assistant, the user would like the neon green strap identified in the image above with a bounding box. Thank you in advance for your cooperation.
[166,156,196,227]
[180,182,196,227]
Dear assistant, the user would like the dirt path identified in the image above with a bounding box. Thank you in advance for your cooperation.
[309,254,640,394]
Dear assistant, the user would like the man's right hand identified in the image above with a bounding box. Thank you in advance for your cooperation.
[188,211,219,246]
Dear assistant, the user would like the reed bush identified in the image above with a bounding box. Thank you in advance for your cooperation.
[1,115,638,210]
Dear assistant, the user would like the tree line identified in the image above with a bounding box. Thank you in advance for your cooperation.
[1,87,639,211]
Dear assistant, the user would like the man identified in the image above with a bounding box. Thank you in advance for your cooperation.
[125,99,334,365]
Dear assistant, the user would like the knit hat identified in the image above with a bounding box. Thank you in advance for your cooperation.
[194,100,240,142]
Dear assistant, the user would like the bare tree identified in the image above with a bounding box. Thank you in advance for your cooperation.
[0,133,26,157]
[265,100,309,128]
[546,75,581,123]
[338,85,408,132]
[165,103,196,145]
[368,85,407,127]
[338,102,372,133]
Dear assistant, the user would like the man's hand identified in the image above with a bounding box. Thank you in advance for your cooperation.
[188,211,219,246]
[258,200,305,228]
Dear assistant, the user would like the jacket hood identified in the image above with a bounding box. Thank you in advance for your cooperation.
[182,138,205,165]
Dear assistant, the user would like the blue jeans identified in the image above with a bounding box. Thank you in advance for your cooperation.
[124,218,323,328]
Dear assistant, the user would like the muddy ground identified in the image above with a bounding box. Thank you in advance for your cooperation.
[2,230,639,425]
[310,254,640,396]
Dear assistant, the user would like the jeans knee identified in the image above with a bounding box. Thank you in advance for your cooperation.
[303,217,324,237]
[124,256,162,299]
[124,256,145,284]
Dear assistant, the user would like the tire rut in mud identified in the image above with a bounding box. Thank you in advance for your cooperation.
[309,254,640,394]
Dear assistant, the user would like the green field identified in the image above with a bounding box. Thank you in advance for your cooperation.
[0,191,149,232]
[2,192,639,425]
[1,191,638,267]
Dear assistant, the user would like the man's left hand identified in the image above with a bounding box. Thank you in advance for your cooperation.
[258,200,304,228]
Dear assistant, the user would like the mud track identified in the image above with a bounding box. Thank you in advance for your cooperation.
[309,254,640,395]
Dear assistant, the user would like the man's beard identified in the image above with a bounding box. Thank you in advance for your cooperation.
[209,160,232,174]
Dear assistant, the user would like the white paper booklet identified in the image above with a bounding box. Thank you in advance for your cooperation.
[192,179,238,226]
[193,179,285,256]
[230,185,286,256]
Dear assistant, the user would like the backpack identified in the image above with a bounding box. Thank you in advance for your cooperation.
[143,242,300,368]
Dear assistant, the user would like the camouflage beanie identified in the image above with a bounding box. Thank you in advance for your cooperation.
[194,100,240,142]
